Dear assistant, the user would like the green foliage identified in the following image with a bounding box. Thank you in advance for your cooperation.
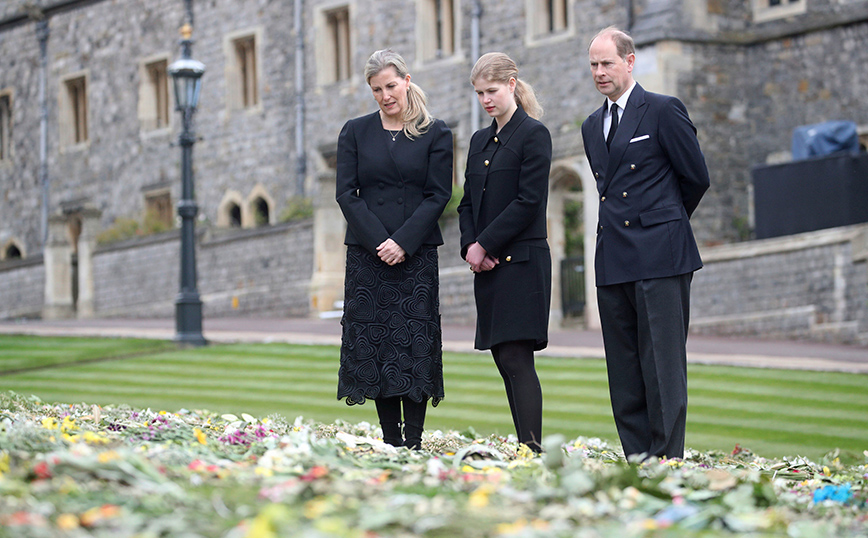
[563,197,584,257]
[732,215,753,242]
[439,184,463,222]
[95,210,173,245]
[278,197,314,223]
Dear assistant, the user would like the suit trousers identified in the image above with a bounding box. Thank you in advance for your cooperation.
[597,273,692,459]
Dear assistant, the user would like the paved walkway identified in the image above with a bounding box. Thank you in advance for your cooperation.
[1,316,866,373]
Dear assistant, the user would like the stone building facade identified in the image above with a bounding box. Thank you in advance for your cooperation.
[1,0,867,340]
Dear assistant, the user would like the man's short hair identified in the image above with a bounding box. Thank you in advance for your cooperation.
[589,26,635,59]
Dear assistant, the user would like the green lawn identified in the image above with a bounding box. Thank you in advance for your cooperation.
[1,335,866,461]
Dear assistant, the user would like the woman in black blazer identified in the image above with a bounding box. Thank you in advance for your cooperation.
[458,53,552,452]
[336,50,453,450]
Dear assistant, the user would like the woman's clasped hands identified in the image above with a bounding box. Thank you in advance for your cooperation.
[465,242,499,273]
[377,238,406,266]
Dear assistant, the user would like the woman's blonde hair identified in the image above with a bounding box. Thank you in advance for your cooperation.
[364,49,433,139]
[470,52,543,119]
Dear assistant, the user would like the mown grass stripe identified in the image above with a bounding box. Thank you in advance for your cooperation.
[2,336,866,460]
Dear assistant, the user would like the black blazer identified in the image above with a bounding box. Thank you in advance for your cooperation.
[336,112,453,257]
[458,106,551,259]
[581,84,710,286]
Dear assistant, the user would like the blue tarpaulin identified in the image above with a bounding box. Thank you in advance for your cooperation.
[791,120,860,160]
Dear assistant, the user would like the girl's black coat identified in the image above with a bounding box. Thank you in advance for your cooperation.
[458,106,553,350]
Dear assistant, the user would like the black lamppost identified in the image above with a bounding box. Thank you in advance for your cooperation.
[168,21,206,346]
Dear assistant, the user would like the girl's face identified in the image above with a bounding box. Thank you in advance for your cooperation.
[369,66,411,121]
[473,77,517,124]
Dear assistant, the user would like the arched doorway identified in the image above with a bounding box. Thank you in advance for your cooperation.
[548,159,599,329]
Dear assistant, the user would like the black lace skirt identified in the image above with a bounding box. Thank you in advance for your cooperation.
[337,245,444,406]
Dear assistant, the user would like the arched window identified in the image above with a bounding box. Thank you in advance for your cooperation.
[217,190,245,228]
[253,197,270,226]
[4,243,21,259]
[229,203,242,227]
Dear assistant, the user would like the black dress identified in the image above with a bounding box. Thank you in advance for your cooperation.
[337,245,443,406]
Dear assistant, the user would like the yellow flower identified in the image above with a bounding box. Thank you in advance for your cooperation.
[0,452,9,476]
[242,505,292,538]
[83,431,109,445]
[56,513,79,530]
[255,467,274,478]
[496,518,528,534]
[642,519,660,530]
[303,497,329,520]
[515,444,536,460]
[98,451,120,464]
[61,416,76,433]
[469,484,494,508]
[194,428,207,445]
[41,417,58,430]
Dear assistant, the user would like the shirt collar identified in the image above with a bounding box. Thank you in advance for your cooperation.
[607,81,636,114]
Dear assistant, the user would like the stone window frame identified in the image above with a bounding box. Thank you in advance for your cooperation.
[315,2,355,86]
[143,186,174,229]
[752,0,806,23]
[1,238,24,261]
[218,190,245,228]
[246,184,275,227]
[416,0,461,65]
[0,89,11,163]
[525,0,574,46]
[225,28,263,112]
[137,54,173,135]
[59,71,90,151]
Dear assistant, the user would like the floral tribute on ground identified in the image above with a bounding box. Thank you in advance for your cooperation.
[1,391,866,537]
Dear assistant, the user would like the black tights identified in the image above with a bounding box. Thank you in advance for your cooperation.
[492,340,543,452]
[374,396,428,449]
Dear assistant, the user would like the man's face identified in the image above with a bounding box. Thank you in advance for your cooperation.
[588,35,634,102]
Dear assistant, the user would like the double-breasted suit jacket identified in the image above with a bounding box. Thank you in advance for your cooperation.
[581,84,710,287]
[336,111,453,257]
[458,106,552,351]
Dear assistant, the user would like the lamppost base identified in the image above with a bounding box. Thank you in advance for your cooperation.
[175,294,206,346]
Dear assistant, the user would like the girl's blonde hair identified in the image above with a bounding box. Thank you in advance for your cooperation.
[470,52,543,119]
[365,49,433,139]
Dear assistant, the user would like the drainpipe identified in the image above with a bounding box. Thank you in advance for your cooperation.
[470,0,482,134]
[625,0,634,30]
[36,17,50,247]
[294,0,306,197]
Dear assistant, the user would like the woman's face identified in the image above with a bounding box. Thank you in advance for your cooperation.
[473,77,517,123]
[369,66,411,121]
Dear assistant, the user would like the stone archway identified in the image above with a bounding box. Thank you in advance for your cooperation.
[547,158,599,329]
[43,207,100,319]
[246,184,275,227]
[217,190,245,228]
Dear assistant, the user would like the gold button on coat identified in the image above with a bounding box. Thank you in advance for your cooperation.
[630,164,636,170]
[505,255,512,262]
[622,192,628,197]
[601,196,606,201]
[624,220,630,226]
[493,136,499,143]
[484,160,490,166]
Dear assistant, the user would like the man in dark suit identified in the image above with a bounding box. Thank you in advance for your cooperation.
[580,27,710,459]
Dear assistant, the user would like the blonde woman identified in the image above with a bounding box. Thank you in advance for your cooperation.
[336,49,453,450]
[458,52,552,452]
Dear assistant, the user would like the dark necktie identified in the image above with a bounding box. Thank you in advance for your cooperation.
[606,103,619,149]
